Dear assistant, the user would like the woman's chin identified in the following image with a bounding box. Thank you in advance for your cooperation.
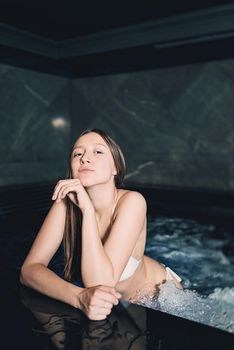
[71,175,92,187]
[79,179,95,188]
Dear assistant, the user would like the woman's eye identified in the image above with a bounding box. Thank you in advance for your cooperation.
[74,152,83,157]
[95,150,103,154]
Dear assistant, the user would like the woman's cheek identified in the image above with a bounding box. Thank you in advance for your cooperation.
[70,166,79,179]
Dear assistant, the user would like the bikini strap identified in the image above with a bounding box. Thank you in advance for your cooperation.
[111,191,119,217]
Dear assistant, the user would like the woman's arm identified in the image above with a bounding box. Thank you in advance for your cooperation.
[20,199,120,319]
[20,200,76,304]
[81,191,146,287]
[51,180,146,289]
[21,263,120,320]
[21,262,79,306]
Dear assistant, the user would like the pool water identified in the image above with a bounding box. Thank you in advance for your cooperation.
[136,215,234,333]
[2,210,233,335]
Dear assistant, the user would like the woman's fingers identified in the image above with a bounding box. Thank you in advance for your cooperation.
[95,286,121,306]
[86,303,112,320]
[100,300,113,310]
[78,285,121,321]
[98,286,122,300]
[52,179,93,211]
[53,179,80,197]
[99,292,120,307]
[52,180,68,201]
[90,287,120,306]
[57,184,80,202]
[87,288,120,320]
[52,179,81,202]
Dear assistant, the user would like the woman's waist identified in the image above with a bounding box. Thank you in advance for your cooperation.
[116,256,166,300]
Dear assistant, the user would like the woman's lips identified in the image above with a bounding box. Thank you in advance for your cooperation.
[79,168,94,173]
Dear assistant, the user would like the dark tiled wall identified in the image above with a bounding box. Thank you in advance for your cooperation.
[0,64,71,186]
[71,59,234,191]
[1,59,234,191]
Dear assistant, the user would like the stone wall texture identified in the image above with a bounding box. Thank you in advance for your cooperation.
[71,59,234,191]
[1,58,233,191]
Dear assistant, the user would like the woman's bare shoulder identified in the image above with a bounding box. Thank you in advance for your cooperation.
[118,188,146,200]
[117,189,147,210]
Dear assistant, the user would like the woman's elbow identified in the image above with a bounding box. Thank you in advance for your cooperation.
[20,265,28,286]
[81,266,119,287]
[20,262,35,286]
[20,263,40,287]
[82,275,118,288]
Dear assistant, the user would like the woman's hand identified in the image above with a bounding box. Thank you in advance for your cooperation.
[52,179,93,212]
[77,285,121,321]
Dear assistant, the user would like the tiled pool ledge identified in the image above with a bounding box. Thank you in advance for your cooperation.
[0,268,233,350]
[1,182,234,229]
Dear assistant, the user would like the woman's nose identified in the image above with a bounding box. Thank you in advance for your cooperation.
[81,153,91,163]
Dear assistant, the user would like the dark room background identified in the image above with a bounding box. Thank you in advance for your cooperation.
[0,58,233,192]
[1,3,234,344]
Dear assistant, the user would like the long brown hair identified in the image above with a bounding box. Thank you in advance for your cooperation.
[63,129,126,282]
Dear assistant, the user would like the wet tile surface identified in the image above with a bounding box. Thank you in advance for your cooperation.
[0,268,233,350]
[0,186,234,349]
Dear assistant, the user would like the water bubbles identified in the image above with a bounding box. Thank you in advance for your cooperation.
[145,215,234,333]
[208,287,234,304]
[133,281,234,333]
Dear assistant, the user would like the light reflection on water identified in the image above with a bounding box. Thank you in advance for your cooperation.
[141,216,234,333]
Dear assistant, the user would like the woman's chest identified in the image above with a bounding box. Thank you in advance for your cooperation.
[97,219,112,242]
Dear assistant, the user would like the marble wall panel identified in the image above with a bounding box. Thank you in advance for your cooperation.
[1,57,233,191]
[71,59,234,191]
[0,63,71,186]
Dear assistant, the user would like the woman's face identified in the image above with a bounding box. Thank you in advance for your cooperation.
[70,132,117,187]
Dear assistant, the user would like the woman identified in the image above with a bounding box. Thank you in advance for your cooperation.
[20,129,182,321]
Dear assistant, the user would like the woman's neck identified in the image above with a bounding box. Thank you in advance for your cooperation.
[86,183,118,219]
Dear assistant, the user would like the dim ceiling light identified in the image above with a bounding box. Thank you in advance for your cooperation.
[51,117,68,129]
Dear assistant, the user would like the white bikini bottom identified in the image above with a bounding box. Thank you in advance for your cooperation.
[119,257,182,284]
[164,266,182,283]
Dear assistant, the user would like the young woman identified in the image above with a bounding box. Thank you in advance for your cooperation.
[20,129,182,321]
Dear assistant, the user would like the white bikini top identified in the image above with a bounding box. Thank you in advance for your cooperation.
[119,256,142,282]
[111,192,142,282]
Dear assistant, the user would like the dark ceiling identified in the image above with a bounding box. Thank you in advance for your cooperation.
[0,0,234,40]
[0,1,234,77]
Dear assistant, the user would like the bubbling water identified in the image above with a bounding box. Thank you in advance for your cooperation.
[142,215,234,333]
[132,281,234,333]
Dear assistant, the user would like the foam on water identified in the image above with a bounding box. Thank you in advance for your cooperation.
[142,216,234,333]
[134,281,234,333]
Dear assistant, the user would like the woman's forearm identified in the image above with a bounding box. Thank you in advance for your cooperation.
[81,208,115,286]
[20,263,80,308]
[20,263,121,321]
